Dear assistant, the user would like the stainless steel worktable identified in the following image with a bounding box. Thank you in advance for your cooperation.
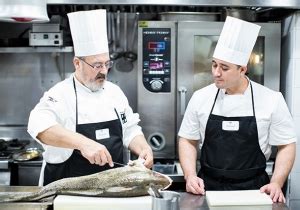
[179,192,289,210]
[0,186,289,210]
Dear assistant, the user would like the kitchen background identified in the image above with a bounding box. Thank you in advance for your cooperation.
[0,0,299,208]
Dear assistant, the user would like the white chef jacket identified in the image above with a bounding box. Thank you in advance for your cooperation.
[28,74,143,164]
[178,80,297,160]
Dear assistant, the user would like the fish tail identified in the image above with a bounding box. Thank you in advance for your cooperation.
[0,190,54,202]
[0,192,37,202]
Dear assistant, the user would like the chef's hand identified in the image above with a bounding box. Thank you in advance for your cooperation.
[260,182,285,203]
[185,175,205,195]
[138,148,153,169]
[80,140,114,167]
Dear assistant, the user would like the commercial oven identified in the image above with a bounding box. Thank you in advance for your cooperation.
[137,20,281,160]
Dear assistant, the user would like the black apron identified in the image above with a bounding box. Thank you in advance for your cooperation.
[43,78,123,185]
[198,82,269,190]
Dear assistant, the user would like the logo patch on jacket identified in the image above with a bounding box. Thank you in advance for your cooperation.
[47,96,58,103]
[120,112,127,124]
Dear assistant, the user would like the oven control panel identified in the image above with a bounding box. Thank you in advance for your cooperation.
[142,28,171,92]
[138,21,176,159]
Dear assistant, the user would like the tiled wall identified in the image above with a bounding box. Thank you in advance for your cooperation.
[282,11,300,208]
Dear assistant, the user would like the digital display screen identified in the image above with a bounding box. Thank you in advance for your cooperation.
[149,62,164,70]
[148,42,165,51]
[142,28,171,92]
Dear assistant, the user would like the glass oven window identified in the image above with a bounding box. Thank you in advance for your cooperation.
[193,36,217,91]
[248,37,265,85]
[193,35,265,92]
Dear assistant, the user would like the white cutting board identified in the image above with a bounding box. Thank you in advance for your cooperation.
[206,190,273,206]
[54,195,152,210]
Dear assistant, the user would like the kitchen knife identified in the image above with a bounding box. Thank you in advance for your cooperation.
[113,162,127,167]
[113,158,146,167]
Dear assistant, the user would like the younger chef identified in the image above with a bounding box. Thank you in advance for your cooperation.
[178,16,296,203]
[28,9,153,186]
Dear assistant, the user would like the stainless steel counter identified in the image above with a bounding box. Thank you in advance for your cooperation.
[0,186,289,210]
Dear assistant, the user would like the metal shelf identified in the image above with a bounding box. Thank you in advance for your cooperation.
[0,46,73,53]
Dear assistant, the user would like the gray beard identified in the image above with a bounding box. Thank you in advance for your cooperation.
[85,80,104,92]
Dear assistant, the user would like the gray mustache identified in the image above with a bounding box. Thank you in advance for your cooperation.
[96,73,106,80]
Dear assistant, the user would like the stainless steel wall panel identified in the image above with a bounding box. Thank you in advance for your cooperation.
[0,53,73,125]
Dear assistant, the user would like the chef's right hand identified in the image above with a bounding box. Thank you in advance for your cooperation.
[185,175,205,195]
[79,140,114,167]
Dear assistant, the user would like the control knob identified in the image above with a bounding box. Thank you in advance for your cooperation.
[150,80,163,91]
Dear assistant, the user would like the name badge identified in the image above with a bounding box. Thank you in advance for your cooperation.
[222,121,239,131]
[95,128,110,140]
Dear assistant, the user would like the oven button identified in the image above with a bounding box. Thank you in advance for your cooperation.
[150,80,163,91]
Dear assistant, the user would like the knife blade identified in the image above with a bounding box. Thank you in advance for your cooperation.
[113,161,127,167]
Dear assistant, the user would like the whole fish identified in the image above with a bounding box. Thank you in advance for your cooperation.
[0,160,172,202]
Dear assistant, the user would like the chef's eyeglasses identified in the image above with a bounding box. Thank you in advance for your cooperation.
[78,57,113,70]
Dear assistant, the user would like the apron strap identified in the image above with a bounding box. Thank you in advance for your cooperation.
[209,89,220,115]
[250,82,256,117]
[73,77,78,126]
[114,108,122,123]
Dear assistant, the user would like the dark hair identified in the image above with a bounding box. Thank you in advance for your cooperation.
[236,64,249,75]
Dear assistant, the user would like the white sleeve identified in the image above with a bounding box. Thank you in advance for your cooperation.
[27,87,76,164]
[269,93,297,145]
[117,91,143,148]
[27,90,64,140]
[178,93,201,141]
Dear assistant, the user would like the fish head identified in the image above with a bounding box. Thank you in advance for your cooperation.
[150,170,173,190]
[123,161,172,191]
[126,160,172,190]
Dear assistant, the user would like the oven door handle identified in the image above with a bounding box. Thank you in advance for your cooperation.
[178,86,187,115]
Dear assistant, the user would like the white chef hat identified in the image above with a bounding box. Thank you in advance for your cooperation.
[213,16,261,66]
[67,9,109,57]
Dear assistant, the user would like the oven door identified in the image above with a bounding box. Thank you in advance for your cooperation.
[0,170,11,185]
[137,21,177,159]
[176,21,281,134]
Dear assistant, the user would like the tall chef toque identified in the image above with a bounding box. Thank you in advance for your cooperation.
[67,9,109,57]
[213,16,261,66]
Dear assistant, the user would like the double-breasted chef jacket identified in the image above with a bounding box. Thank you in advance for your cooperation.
[28,74,143,185]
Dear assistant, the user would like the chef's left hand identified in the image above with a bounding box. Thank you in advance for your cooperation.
[260,182,285,203]
[138,148,153,169]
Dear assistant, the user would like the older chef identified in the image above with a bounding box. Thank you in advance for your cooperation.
[178,16,296,203]
[28,9,153,186]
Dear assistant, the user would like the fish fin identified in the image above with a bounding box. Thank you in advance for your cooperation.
[128,159,146,168]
